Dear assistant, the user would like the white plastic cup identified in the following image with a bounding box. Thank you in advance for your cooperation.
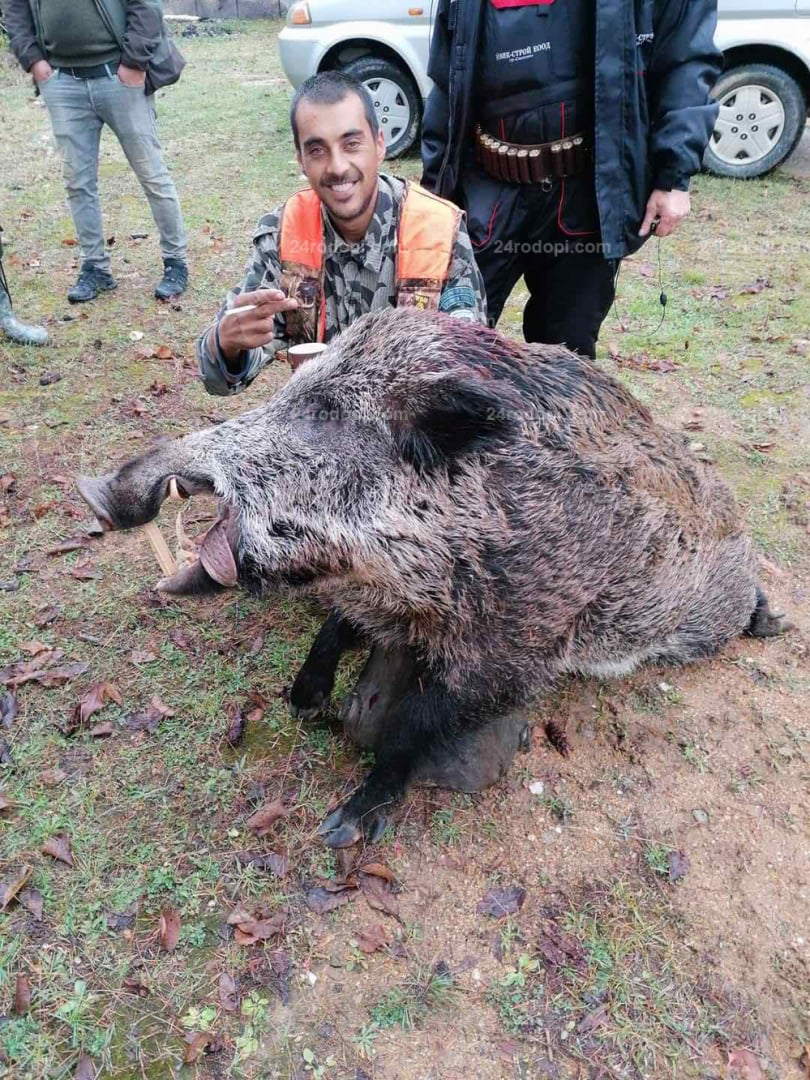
[288,342,328,371]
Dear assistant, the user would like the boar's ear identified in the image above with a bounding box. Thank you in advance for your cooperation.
[394,372,518,473]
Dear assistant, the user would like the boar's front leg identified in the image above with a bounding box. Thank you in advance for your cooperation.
[289,611,362,722]
[317,679,496,848]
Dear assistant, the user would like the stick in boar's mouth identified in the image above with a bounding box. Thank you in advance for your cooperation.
[142,478,185,577]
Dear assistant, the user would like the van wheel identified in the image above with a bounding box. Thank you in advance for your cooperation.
[340,57,422,160]
[704,63,806,179]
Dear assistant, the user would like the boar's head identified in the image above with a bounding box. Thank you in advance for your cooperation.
[78,308,521,599]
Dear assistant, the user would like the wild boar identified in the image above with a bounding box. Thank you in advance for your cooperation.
[78,307,785,846]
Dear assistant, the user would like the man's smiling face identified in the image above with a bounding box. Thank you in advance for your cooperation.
[294,92,386,239]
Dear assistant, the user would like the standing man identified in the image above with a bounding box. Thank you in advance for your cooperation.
[197,71,486,396]
[421,0,722,358]
[5,0,189,304]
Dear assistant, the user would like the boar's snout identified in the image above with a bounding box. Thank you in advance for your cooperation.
[77,474,119,530]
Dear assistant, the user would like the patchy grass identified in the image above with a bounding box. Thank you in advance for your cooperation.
[1,19,808,1080]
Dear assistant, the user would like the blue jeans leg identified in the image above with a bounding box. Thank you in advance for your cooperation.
[90,74,187,263]
[39,71,108,270]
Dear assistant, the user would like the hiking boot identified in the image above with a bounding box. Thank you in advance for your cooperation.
[154,258,188,300]
[68,263,117,304]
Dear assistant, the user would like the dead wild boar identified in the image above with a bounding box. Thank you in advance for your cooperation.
[77,307,785,847]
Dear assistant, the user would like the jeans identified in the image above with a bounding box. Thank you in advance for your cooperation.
[39,68,187,271]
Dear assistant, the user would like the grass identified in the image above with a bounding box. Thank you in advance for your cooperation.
[1,16,808,1080]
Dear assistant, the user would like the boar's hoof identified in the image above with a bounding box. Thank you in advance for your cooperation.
[288,668,333,722]
[317,804,388,849]
[745,588,793,638]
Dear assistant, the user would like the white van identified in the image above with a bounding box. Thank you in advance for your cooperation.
[279,0,810,178]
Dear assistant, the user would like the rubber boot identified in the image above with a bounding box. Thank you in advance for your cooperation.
[0,285,48,346]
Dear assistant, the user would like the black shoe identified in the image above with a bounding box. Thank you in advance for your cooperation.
[68,264,117,304]
[154,258,188,300]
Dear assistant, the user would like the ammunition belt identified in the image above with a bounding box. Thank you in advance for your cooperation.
[474,125,591,184]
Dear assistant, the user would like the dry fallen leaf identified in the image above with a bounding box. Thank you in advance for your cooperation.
[218,971,240,1012]
[356,862,397,884]
[74,1053,97,1080]
[246,798,291,837]
[0,864,33,911]
[356,924,388,955]
[13,973,31,1015]
[544,717,570,756]
[19,889,44,920]
[66,682,123,736]
[306,886,356,916]
[0,792,16,813]
[233,850,289,877]
[126,695,174,734]
[43,835,74,867]
[728,1048,766,1080]
[477,886,526,919]
[183,1032,212,1066]
[159,906,181,952]
[225,706,246,748]
[227,905,287,944]
[360,872,400,920]
[667,849,691,882]
[1,691,18,727]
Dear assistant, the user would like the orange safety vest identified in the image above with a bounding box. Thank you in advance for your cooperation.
[277,181,462,346]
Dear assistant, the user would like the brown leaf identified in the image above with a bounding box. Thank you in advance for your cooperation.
[576,1003,608,1035]
[667,849,691,882]
[356,924,388,955]
[75,1053,97,1080]
[41,767,67,787]
[154,344,174,360]
[122,975,150,997]
[248,632,265,656]
[129,649,157,665]
[88,721,115,739]
[356,862,397,884]
[538,921,587,974]
[43,835,74,867]
[232,850,289,877]
[0,792,16,813]
[727,1048,766,1080]
[305,887,355,915]
[19,889,44,920]
[225,706,246,748]
[218,971,240,1012]
[0,691,17,728]
[360,872,400,920]
[246,798,291,837]
[61,237,78,246]
[34,604,62,628]
[66,682,123,735]
[13,974,31,1015]
[159,906,181,952]
[70,563,100,581]
[709,285,729,300]
[126,695,174,734]
[184,1032,213,1066]
[19,641,49,656]
[0,865,33,910]
[0,739,13,766]
[0,473,17,494]
[636,261,655,278]
[227,905,286,944]
[477,886,526,919]
[739,279,772,295]
[1,660,88,689]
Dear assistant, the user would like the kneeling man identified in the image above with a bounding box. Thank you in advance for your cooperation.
[197,71,487,395]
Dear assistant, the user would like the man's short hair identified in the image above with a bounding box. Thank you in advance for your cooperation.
[290,71,380,149]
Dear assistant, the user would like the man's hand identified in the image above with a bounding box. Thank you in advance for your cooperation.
[216,289,300,362]
[639,190,691,238]
[117,64,147,87]
[31,60,54,82]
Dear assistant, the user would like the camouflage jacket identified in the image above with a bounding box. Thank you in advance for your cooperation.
[197,174,487,397]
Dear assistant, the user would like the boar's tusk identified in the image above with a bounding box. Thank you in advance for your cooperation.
[143,522,177,578]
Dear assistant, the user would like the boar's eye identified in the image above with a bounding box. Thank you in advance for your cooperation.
[294,394,344,426]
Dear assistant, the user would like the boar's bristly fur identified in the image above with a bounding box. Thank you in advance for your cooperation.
[80,307,782,846]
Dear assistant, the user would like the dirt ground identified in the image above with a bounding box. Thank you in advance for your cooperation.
[1,21,808,1080]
